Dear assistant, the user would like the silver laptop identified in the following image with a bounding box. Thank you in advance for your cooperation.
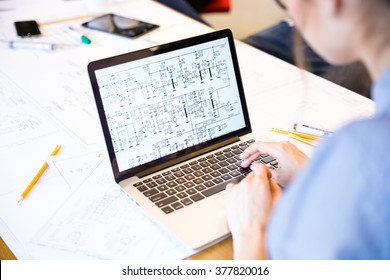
[88,29,276,249]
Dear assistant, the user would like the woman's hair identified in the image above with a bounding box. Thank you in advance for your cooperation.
[291,0,390,97]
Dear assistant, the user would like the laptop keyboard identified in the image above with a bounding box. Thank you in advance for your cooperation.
[132,139,278,214]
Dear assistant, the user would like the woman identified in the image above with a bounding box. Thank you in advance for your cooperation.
[226,0,390,259]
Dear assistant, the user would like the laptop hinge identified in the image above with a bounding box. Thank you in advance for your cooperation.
[135,136,240,178]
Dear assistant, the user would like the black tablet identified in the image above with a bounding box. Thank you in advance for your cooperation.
[82,13,159,38]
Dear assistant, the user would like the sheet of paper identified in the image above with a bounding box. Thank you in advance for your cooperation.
[0,0,184,259]
[48,150,106,189]
[29,158,194,259]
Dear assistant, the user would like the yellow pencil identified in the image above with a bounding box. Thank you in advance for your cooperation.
[18,145,61,202]
[288,133,317,147]
[271,127,319,140]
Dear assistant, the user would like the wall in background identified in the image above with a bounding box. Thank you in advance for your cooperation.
[203,0,286,40]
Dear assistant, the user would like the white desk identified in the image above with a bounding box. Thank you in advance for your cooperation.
[0,0,375,260]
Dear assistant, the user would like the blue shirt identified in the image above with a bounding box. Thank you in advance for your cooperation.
[267,67,390,259]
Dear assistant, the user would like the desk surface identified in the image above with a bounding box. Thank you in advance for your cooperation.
[0,236,233,260]
[0,0,374,260]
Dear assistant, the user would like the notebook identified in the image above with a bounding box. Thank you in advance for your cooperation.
[88,29,277,249]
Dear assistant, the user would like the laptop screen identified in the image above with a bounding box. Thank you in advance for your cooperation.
[89,29,251,181]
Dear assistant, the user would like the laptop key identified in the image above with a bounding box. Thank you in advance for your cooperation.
[261,155,276,164]
[181,198,193,206]
[190,193,205,202]
[186,188,197,195]
[155,178,167,184]
[229,170,241,177]
[143,189,159,197]
[224,151,235,158]
[173,171,185,177]
[167,181,177,188]
[166,189,177,196]
[195,185,206,191]
[227,164,237,171]
[226,158,236,164]
[193,178,203,184]
[150,192,167,202]
[137,185,148,192]
[219,161,229,167]
[219,167,229,174]
[155,196,178,208]
[184,174,195,181]
[164,175,174,181]
[177,192,188,199]
[202,167,213,173]
[202,174,212,181]
[192,165,202,171]
[182,168,193,174]
[157,185,168,192]
[193,171,204,177]
[210,164,220,171]
[175,185,186,192]
[172,202,184,210]
[221,174,232,180]
[212,177,223,184]
[202,175,245,197]
[146,181,158,188]
[204,181,215,188]
[184,182,195,188]
[161,206,174,214]
[175,178,186,184]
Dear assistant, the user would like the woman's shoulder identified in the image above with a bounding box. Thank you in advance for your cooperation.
[336,116,390,151]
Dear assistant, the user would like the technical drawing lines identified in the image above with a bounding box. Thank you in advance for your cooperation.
[96,38,245,170]
[107,87,241,164]
[98,42,231,107]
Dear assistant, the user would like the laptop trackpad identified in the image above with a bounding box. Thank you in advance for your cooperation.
[214,193,226,209]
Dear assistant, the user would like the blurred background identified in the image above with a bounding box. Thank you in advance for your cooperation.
[202,0,287,40]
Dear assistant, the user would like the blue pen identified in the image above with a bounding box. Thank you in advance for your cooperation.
[65,25,91,44]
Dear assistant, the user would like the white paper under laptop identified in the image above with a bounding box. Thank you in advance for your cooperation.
[88,29,272,249]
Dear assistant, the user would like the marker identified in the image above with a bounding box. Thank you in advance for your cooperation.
[8,41,57,51]
[65,25,91,44]
[293,123,333,137]
[18,145,61,202]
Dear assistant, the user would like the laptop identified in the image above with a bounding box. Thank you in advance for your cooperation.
[88,29,277,249]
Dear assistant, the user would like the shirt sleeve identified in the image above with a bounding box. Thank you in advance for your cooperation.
[266,119,390,259]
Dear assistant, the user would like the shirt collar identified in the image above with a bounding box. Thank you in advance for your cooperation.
[372,67,390,116]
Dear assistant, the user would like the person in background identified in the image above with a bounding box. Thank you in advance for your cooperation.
[243,16,372,97]
[226,0,390,259]
[155,0,372,98]
[155,0,211,26]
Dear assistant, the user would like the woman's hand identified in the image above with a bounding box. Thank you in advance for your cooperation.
[225,164,282,259]
[240,140,308,187]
